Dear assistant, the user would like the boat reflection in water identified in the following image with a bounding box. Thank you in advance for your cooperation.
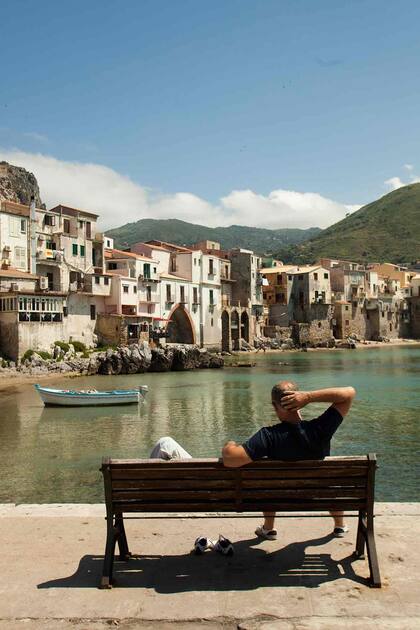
[34,384,148,407]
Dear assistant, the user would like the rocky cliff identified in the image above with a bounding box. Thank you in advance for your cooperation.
[0,161,44,207]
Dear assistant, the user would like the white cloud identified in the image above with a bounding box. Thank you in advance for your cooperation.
[22,132,50,144]
[385,165,420,191]
[0,148,360,231]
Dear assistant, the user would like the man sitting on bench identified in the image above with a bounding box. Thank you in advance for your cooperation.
[150,381,355,540]
[221,381,356,540]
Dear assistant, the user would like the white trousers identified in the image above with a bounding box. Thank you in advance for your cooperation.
[149,436,192,460]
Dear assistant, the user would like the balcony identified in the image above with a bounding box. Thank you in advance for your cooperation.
[36,249,64,263]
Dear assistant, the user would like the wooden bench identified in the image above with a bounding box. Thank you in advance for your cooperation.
[100,454,381,588]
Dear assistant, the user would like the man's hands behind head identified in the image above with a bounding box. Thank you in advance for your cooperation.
[280,391,311,411]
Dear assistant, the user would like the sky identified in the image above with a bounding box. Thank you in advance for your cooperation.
[1,0,420,231]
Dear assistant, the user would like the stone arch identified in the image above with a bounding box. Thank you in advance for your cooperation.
[166,304,196,344]
[221,310,230,352]
[231,309,240,350]
[241,310,249,342]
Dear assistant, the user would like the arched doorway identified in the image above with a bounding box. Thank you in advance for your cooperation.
[231,310,240,350]
[166,305,195,344]
[241,311,249,342]
[221,310,230,352]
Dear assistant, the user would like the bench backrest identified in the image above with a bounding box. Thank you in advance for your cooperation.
[101,455,376,515]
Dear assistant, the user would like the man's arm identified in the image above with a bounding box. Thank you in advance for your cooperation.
[222,441,253,468]
[281,387,356,417]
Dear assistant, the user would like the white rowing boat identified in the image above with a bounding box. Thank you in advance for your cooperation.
[34,384,148,406]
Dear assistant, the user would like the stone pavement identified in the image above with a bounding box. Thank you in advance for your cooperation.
[0,503,418,629]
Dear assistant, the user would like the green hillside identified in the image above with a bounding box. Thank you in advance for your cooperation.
[106,218,321,254]
[276,183,420,264]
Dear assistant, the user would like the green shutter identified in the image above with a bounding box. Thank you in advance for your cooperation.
[80,245,85,257]
[72,243,78,256]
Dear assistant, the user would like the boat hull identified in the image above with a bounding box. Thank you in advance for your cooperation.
[35,385,147,407]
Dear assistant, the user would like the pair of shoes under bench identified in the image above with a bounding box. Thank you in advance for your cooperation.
[255,525,277,540]
[194,535,233,556]
[333,525,349,538]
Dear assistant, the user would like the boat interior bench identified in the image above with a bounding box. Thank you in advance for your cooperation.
[100,454,381,588]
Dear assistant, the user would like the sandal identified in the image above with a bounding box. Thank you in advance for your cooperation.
[193,536,213,554]
[255,525,277,540]
[333,525,349,538]
[213,534,234,556]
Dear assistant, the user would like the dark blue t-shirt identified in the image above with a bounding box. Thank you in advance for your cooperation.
[242,406,343,461]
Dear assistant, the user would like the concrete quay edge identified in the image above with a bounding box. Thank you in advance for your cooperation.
[0,502,419,628]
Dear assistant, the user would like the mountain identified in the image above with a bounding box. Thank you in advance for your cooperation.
[0,161,44,207]
[106,218,321,254]
[275,183,420,264]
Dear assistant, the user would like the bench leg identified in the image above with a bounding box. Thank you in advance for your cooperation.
[366,524,381,588]
[116,515,131,560]
[100,522,117,589]
[354,510,366,559]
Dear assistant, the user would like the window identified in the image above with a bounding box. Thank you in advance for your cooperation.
[104,277,109,285]
[345,305,349,311]
[288,275,292,280]
[209,259,214,275]
[63,219,71,234]
[318,321,322,328]
[72,243,78,256]
[171,257,177,272]
[86,222,91,238]
[298,275,303,280]
[324,273,328,279]
[166,284,172,302]
[123,285,129,294]
[314,273,318,280]
[14,246,26,269]
[20,219,26,233]
[211,317,214,326]
[180,286,185,302]
[153,267,157,273]
[322,291,325,302]
[146,286,151,301]
[95,276,100,285]
[108,262,117,270]
[46,241,56,250]
[209,289,214,305]
[193,287,198,303]
[345,320,349,326]
[194,258,197,266]
[8,216,21,237]
[44,214,55,226]
[80,245,85,257]
[90,304,96,320]
[133,286,137,294]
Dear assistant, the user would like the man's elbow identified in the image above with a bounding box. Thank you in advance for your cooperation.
[222,445,247,468]
[346,386,356,400]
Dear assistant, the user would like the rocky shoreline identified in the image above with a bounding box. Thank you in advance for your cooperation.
[0,342,224,379]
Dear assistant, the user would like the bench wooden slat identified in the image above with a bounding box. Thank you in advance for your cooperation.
[111,476,366,491]
[104,455,367,470]
[111,487,366,502]
[113,500,365,513]
[111,466,368,481]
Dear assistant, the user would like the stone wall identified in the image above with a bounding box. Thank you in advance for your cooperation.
[334,303,367,339]
[409,297,420,338]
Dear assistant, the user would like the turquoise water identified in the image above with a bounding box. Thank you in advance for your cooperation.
[0,346,419,503]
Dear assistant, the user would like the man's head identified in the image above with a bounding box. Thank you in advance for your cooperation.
[271,380,298,420]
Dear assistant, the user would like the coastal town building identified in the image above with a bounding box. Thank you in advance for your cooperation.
[2,196,420,359]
